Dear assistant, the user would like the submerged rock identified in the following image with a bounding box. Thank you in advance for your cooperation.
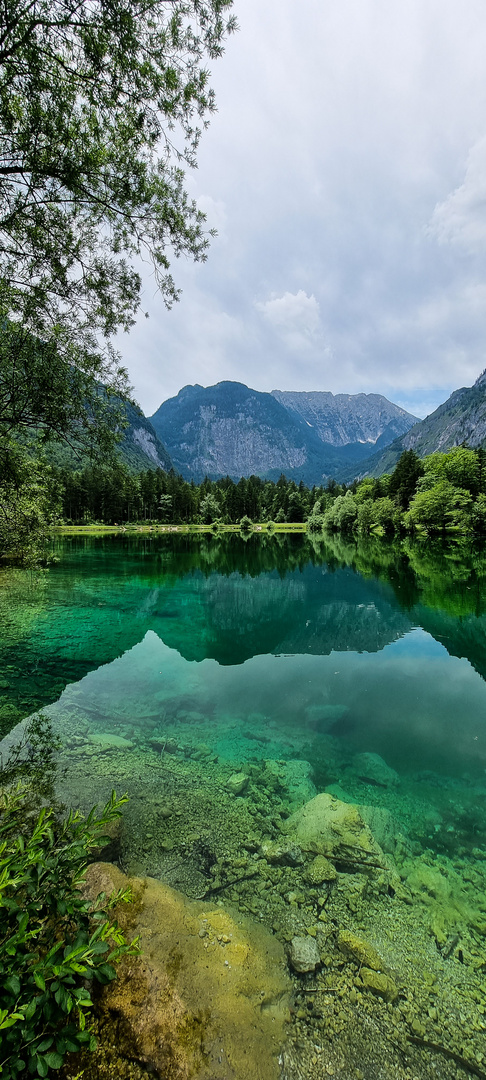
[358,804,399,855]
[260,841,304,866]
[226,772,249,796]
[83,863,291,1080]
[289,935,321,973]
[282,793,386,866]
[90,732,133,750]
[360,968,398,1003]
[304,854,337,884]
[304,703,349,732]
[352,751,399,788]
[263,759,317,811]
[337,930,387,972]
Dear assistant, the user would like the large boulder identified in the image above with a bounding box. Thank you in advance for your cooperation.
[352,752,399,788]
[83,863,291,1080]
[281,793,386,867]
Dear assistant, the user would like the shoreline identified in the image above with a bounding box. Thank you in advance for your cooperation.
[52,523,308,535]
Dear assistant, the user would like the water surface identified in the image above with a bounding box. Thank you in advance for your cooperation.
[3,533,486,1078]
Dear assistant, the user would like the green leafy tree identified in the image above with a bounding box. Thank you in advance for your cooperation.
[406,479,472,533]
[324,492,358,532]
[0,442,60,563]
[357,499,374,534]
[200,493,222,524]
[372,496,399,534]
[0,0,235,556]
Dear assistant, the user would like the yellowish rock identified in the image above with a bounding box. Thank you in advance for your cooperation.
[337,930,387,972]
[360,968,398,1003]
[304,854,337,884]
[83,862,291,1080]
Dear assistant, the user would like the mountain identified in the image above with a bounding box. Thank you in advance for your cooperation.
[361,370,486,479]
[149,381,418,484]
[271,390,417,448]
[38,398,173,473]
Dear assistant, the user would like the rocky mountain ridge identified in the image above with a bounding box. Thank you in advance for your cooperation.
[271,389,415,448]
[148,381,418,484]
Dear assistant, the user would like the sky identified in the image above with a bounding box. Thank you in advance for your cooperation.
[118,0,486,420]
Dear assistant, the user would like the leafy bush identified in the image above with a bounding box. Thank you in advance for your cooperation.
[239,515,253,532]
[0,788,138,1079]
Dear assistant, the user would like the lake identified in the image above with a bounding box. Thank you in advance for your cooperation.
[2,531,486,1079]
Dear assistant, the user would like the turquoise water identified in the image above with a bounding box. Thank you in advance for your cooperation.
[3,532,486,1077]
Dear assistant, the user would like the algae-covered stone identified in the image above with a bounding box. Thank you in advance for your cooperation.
[353,752,399,788]
[226,773,249,796]
[282,793,386,866]
[83,863,291,1080]
[304,854,337,885]
[90,732,133,750]
[360,968,398,1003]
[337,930,386,972]
[260,841,304,866]
[289,935,321,973]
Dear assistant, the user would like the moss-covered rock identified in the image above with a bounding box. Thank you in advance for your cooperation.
[359,968,398,1003]
[304,854,337,884]
[282,793,386,866]
[337,930,387,972]
[83,862,291,1080]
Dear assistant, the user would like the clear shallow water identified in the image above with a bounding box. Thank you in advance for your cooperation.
[2,533,486,795]
[4,533,486,1077]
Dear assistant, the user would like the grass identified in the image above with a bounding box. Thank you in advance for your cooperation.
[53,522,308,535]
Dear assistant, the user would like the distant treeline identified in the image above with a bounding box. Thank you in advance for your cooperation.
[55,465,330,525]
[54,445,486,535]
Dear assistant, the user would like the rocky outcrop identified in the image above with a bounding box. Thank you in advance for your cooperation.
[82,862,291,1080]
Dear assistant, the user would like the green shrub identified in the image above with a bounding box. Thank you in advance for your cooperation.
[0,788,138,1079]
[239,515,253,532]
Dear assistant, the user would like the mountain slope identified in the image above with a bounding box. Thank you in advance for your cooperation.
[361,371,486,479]
[120,400,173,470]
[271,390,417,447]
[149,381,418,484]
[38,398,173,473]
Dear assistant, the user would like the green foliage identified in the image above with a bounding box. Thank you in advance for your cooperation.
[0,442,61,564]
[405,479,473,534]
[0,0,235,559]
[0,714,61,797]
[0,0,236,357]
[388,449,424,509]
[324,491,358,532]
[239,515,253,533]
[199,493,222,525]
[0,789,138,1079]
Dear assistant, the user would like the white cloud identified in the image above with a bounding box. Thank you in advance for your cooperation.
[256,290,324,352]
[117,0,486,419]
[427,137,486,253]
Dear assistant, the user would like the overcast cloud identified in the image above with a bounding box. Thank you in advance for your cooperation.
[118,0,486,419]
